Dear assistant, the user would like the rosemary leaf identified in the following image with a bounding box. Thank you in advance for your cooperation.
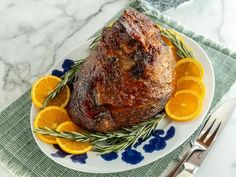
[160,29,194,58]
[41,59,84,109]
[89,35,101,50]
[34,113,165,154]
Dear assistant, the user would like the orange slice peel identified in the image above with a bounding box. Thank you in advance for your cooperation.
[177,76,205,98]
[165,90,202,122]
[176,58,204,80]
[31,75,70,109]
[34,106,71,144]
[56,121,93,154]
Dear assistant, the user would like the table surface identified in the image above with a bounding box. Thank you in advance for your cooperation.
[0,0,236,176]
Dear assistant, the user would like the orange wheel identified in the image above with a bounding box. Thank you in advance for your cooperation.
[177,76,205,98]
[34,106,71,144]
[176,58,204,80]
[31,75,70,109]
[56,121,93,154]
[165,90,202,122]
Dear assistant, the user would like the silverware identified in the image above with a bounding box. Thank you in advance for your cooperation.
[167,118,221,177]
[167,97,236,177]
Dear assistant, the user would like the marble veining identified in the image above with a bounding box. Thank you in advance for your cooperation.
[0,0,128,111]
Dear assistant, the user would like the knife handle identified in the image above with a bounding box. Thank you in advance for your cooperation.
[167,146,199,177]
[176,169,193,177]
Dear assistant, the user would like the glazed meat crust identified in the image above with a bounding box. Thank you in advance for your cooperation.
[68,9,176,132]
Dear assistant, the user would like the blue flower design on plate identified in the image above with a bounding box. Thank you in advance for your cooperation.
[101,152,119,161]
[133,138,145,148]
[101,126,175,165]
[71,154,88,164]
[143,126,175,153]
[51,59,74,77]
[51,145,88,164]
[121,148,144,165]
[62,59,75,72]
[51,145,69,158]
[51,70,65,77]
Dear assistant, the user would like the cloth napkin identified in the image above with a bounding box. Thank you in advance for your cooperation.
[1,0,236,177]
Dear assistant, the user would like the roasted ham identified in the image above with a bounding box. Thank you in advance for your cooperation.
[68,9,176,132]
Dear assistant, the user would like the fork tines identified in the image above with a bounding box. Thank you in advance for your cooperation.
[198,118,222,147]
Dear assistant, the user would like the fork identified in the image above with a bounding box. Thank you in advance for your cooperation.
[167,117,222,177]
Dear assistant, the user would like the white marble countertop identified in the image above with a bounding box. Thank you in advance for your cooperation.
[0,0,236,176]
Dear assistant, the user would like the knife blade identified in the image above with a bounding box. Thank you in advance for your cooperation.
[174,97,236,177]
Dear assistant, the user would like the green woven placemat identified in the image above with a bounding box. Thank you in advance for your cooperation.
[1,1,236,177]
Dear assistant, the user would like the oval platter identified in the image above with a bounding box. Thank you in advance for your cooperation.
[30,33,215,173]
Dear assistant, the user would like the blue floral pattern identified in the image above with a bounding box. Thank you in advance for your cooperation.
[51,70,64,77]
[101,152,118,161]
[133,138,145,148]
[121,148,144,165]
[51,59,74,77]
[143,126,175,153]
[71,154,88,164]
[51,145,69,158]
[51,145,88,164]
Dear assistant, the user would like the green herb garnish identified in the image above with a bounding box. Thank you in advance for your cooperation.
[41,59,84,109]
[161,29,194,58]
[89,34,101,50]
[34,113,164,154]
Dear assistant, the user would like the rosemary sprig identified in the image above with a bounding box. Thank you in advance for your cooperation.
[41,59,84,109]
[34,113,165,154]
[42,34,101,109]
[160,29,194,58]
[89,34,101,50]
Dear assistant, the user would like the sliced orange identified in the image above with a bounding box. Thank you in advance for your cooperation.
[31,75,70,109]
[176,58,204,80]
[56,121,93,154]
[165,90,202,122]
[177,76,205,98]
[34,106,71,144]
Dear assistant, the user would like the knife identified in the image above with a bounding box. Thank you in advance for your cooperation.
[171,97,236,177]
